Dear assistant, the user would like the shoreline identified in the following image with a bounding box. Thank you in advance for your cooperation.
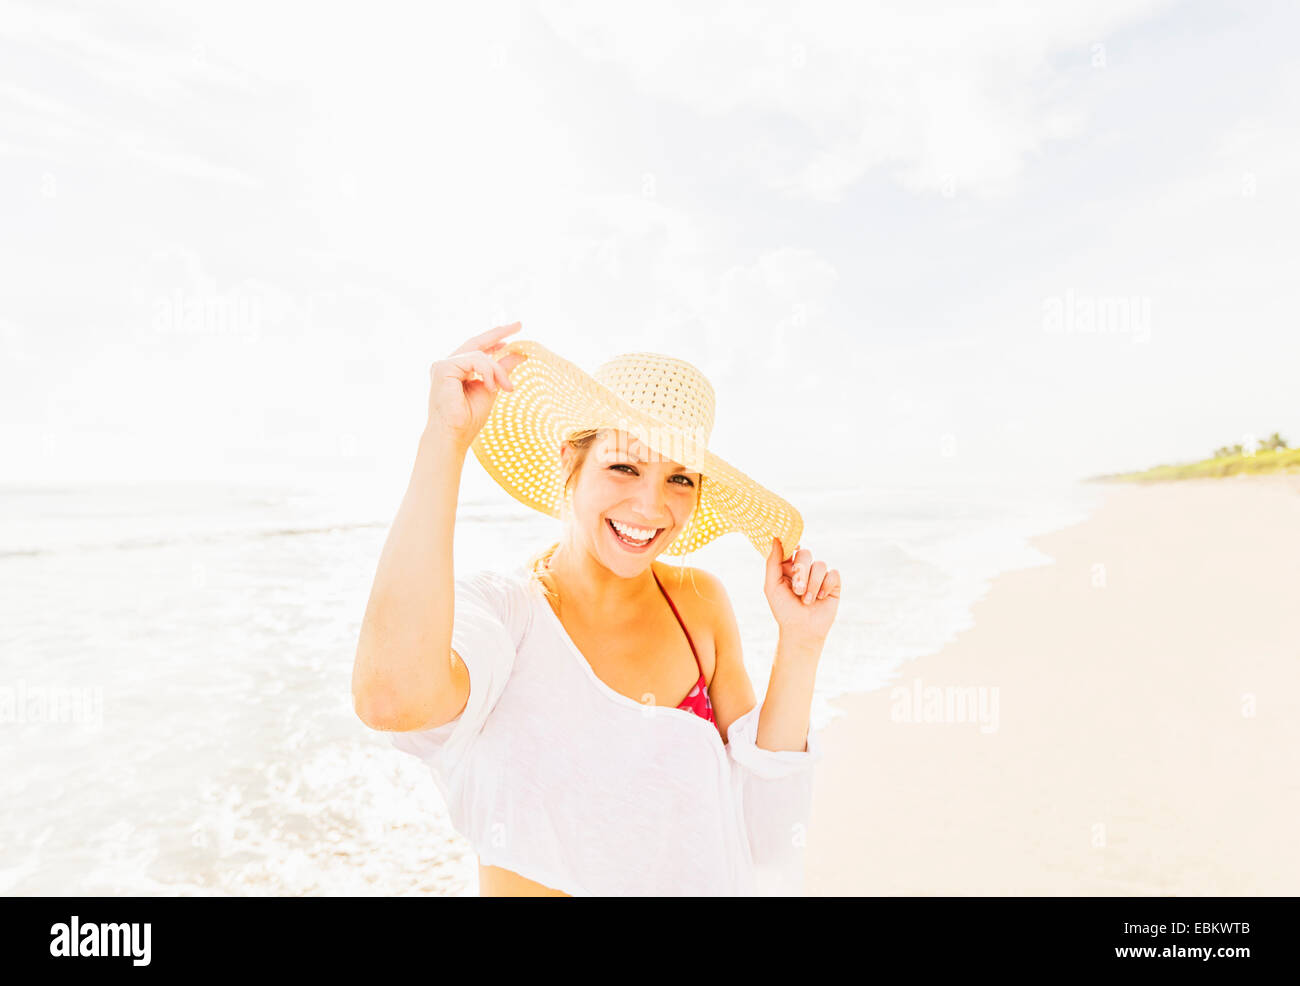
[804,473,1300,895]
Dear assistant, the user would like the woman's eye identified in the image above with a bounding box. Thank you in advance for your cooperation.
[609,464,693,487]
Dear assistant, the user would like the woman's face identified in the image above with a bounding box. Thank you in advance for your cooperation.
[564,430,701,576]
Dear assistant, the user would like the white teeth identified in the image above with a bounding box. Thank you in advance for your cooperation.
[610,519,658,542]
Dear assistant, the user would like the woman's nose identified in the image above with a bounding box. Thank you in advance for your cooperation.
[632,478,668,523]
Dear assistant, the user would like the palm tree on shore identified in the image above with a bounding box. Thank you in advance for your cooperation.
[1213,433,1288,458]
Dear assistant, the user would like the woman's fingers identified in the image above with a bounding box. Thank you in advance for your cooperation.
[447,343,527,394]
[454,321,522,357]
[774,542,840,605]
[786,549,840,603]
[446,351,505,392]
[498,350,527,387]
[789,547,814,593]
[488,353,513,391]
[783,550,801,586]
[817,569,842,601]
[801,560,828,604]
[779,546,799,584]
[444,352,489,387]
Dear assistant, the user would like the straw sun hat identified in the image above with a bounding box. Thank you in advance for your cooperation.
[469,338,803,561]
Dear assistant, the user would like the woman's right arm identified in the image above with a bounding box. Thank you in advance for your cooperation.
[351,322,527,732]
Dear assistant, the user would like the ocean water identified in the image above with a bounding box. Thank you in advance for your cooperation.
[0,476,1103,896]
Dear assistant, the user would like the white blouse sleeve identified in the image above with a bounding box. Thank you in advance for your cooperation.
[387,568,531,777]
[724,702,823,896]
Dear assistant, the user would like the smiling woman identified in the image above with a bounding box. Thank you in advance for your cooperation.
[351,323,842,896]
[534,427,703,571]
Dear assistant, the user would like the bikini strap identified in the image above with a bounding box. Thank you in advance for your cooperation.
[651,568,702,672]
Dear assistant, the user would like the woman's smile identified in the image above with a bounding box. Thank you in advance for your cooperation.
[605,516,665,551]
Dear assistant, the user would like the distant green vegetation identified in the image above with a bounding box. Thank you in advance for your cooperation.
[1094,432,1300,482]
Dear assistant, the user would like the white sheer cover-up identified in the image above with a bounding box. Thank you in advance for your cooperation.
[383,567,822,896]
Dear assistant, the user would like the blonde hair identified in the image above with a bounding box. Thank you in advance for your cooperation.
[526,427,705,609]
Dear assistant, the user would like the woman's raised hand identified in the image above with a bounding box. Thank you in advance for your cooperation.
[763,537,842,655]
[427,321,528,449]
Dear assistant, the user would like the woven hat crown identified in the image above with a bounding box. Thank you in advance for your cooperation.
[592,352,716,446]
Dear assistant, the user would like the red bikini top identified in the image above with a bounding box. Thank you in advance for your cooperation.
[651,569,716,725]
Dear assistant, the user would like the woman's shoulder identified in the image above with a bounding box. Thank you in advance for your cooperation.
[460,562,539,590]
[455,565,541,637]
[650,561,734,625]
[652,559,721,590]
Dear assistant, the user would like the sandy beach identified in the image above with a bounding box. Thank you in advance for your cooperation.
[805,474,1300,896]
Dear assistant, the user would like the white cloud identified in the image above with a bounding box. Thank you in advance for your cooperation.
[3,0,1298,491]
[536,0,1178,199]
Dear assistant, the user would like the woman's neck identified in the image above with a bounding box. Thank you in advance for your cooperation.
[545,539,659,619]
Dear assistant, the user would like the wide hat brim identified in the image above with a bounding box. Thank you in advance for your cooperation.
[469,338,803,560]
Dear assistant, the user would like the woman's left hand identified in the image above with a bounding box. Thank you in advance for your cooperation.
[764,537,842,652]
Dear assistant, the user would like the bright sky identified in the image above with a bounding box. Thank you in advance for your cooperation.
[3,0,1297,502]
